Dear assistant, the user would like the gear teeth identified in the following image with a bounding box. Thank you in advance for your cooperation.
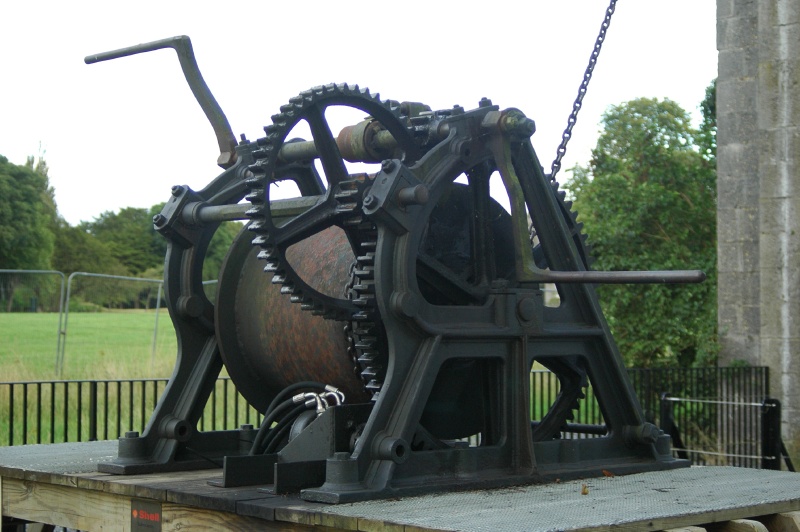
[352,280,374,292]
[341,216,364,227]
[359,367,378,380]
[257,246,278,259]
[335,203,358,214]
[365,380,382,391]
[245,176,265,189]
[279,284,297,295]
[355,338,376,349]
[335,189,359,199]
[263,261,281,273]
[245,189,266,203]
[248,219,265,232]
[246,205,265,218]
[357,253,375,265]
[354,266,374,279]
[356,350,378,361]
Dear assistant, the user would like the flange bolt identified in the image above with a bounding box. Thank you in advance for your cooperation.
[363,194,377,209]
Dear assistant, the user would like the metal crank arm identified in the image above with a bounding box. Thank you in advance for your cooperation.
[85,35,237,169]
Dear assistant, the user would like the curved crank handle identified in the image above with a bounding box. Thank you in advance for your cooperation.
[85,35,237,169]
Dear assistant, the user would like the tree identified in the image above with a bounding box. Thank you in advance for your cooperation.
[83,207,166,275]
[203,221,244,282]
[567,92,717,367]
[697,79,716,163]
[51,219,128,276]
[0,155,57,311]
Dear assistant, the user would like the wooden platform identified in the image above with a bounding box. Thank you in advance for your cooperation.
[1,441,800,531]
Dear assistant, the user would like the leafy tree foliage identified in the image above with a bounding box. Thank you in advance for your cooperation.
[203,221,245,282]
[567,91,717,367]
[697,79,716,163]
[83,207,166,275]
[51,219,128,276]
[0,155,57,270]
[0,155,58,310]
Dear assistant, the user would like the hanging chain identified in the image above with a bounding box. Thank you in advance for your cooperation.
[549,0,618,181]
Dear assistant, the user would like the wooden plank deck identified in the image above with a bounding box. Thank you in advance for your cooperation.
[1,441,800,531]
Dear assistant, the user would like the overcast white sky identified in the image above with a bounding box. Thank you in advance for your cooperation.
[0,1,717,226]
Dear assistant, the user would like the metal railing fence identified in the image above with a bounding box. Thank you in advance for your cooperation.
[1,366,771,468]
[0,377,260,446]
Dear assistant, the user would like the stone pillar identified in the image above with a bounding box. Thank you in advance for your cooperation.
[717,0,800,458]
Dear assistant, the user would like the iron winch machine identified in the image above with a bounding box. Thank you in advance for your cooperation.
[86,36,705,503]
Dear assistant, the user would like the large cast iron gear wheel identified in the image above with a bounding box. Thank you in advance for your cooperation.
[245,84,422,322]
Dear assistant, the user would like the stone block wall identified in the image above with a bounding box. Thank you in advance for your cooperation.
[717,0,800,459]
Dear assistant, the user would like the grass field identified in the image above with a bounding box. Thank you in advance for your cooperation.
[0,311,178,381]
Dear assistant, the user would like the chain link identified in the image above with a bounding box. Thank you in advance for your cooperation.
[549,0,618,181]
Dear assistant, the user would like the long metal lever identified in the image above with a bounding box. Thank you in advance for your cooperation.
[85,35,237,169]
[529,269,706,284]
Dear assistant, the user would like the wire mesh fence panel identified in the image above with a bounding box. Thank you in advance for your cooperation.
[661,396,769,467]
[59,273,177,378]
[0,270,65,376]
[531,367,770,453]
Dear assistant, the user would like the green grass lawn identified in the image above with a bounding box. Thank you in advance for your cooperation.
[0,311,178,381]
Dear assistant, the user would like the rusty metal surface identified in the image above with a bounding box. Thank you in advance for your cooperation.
[219,226,369,412]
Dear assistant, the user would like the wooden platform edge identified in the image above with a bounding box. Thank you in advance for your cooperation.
[0,477,319,532]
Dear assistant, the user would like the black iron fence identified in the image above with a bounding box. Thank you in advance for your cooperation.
[0,366,778,469]
[0,377,260,446]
